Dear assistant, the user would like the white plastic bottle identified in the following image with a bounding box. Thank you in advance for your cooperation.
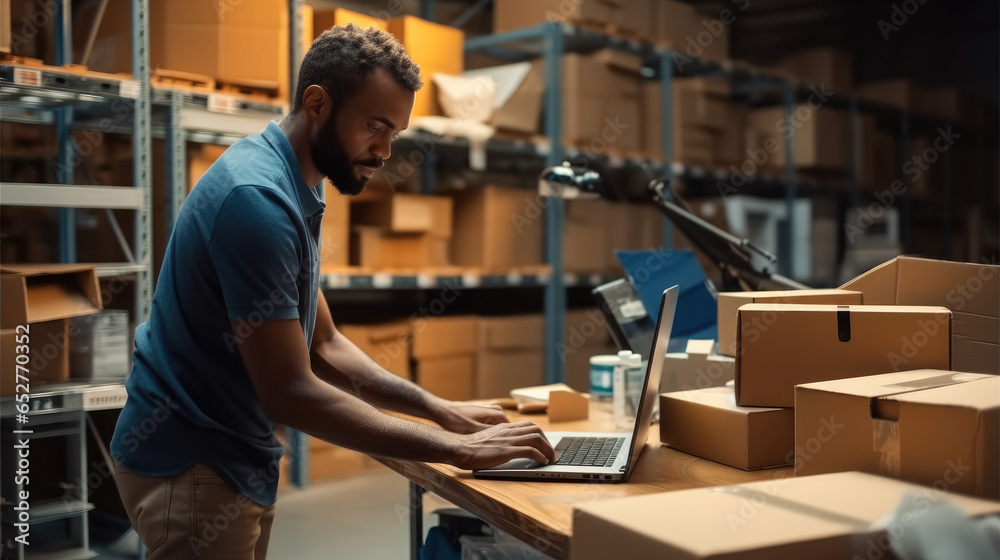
[612,350,632,429]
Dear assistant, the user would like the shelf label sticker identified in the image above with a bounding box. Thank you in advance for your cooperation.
[416,274,435,289]
[461,273,480,288]
[83,386,128,411]
[208,94,241,114]
[505,272,522,285]
[13,68,42,87]
[119,80,141,99]
[372,274,392,289]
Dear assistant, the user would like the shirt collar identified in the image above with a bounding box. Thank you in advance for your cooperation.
[262,120,325,218]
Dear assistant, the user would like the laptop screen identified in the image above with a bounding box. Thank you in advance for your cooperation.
[592,279,657,359]
[624,285,678,477]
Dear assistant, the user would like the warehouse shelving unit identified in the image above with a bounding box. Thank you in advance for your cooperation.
[0,0,152,556]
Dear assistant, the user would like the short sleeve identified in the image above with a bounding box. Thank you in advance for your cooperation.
[209,186,302,321]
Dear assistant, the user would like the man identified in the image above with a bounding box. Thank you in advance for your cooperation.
[111,24,556,559]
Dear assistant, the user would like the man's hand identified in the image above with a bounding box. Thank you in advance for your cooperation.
[433,401,510,434]
[449,421,558,470]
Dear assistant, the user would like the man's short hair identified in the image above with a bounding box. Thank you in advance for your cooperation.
[293,23,423,114]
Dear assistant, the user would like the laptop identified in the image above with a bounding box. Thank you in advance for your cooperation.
[592,278,656,359]
[474,285,678,482]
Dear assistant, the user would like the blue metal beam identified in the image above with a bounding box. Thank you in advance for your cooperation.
[451,0,492,29]
[782,81,797,278]
[659,51,674,251]
[542,22,566,385]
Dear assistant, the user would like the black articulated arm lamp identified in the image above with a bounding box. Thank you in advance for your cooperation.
[538,162,810,292]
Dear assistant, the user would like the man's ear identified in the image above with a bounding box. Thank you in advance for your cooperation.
[300,85,328,120]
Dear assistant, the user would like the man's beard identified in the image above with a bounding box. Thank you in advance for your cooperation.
[311,112,382,196]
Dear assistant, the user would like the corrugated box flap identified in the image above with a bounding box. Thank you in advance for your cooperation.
[839,258,900,304]
[799,370,989,399]
[896,257,999,318]
[884,376,1000,410]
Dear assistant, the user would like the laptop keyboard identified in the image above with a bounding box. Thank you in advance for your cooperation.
[551,436,625,468]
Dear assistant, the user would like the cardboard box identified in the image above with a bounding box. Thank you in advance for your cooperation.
[662,339,734,393]
[563,50,644,151]
[747,106,850,169]
[449,186,544,270]
[337,321,411,380]
[736,304,952,407]
[412,316,477,360]
[351,194,453,237]
[187,144,227,192]
[309,437,383,483]
[494,0,614,32]
[777,47,853,92]
[85,0,289,94]
[388,16,464,117]
[717,289,864,357]
[350,228,449,269]
[320,186,350,270]
[660,386,793,470]
[952,336,999,374]
[0,0,11,54]
[564,200,610,273]
[570,471,1000,560]
[651,0,729,60]
[416,355,474,401]
[860,79,922,112]
[1,319,71,397]
[312,7,388,34]
[841,256,1000,373]
[920,86,965,124]
[1,265,103,329]
[795,370,999,499]
[475,315,545,398]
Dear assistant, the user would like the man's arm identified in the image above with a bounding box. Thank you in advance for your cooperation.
[233,317,557,468]
[309,290,507,434]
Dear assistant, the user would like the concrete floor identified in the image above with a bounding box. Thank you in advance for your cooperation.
[269,471,448,559]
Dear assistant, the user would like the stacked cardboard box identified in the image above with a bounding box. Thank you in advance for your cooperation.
[571,472,1000,559]
[187,144,227,193]
[85,0,289,97]
[494,0,653,39]
[651,0,729,60]
[860,78,922,112]
[643,79,742,167]
[337,321,412,380]
[350,194,453,269]
[745,106,850,171]
[661,339,734,393]
[320,185,351,270]
[1,265,104,396]
[920,86,966,124]
[796,370,999,499]
[563,308,618,392]
[308,435,384,483]
[564,200,665,274]
[474,315,545,398]
[387,16,464,118]
[413,316,477,401]
[775,47,853,92]
[562,50,644,153]
[841,256,1000,374]
[449,185,544,271]
[717,289,863,357]
[736,303,952,408]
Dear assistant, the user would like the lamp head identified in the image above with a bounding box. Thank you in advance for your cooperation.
[538,162,606,199]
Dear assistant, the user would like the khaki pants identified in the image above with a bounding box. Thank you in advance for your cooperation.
[114,462,276,559]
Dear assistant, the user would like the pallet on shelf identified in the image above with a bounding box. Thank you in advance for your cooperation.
[151,68,216,92]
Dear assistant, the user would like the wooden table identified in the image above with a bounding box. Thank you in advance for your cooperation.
[378,402,793,560]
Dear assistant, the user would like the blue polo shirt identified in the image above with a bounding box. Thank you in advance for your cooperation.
[110,121,324,506]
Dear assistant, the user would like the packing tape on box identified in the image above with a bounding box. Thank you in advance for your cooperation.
[872,419,901,477]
